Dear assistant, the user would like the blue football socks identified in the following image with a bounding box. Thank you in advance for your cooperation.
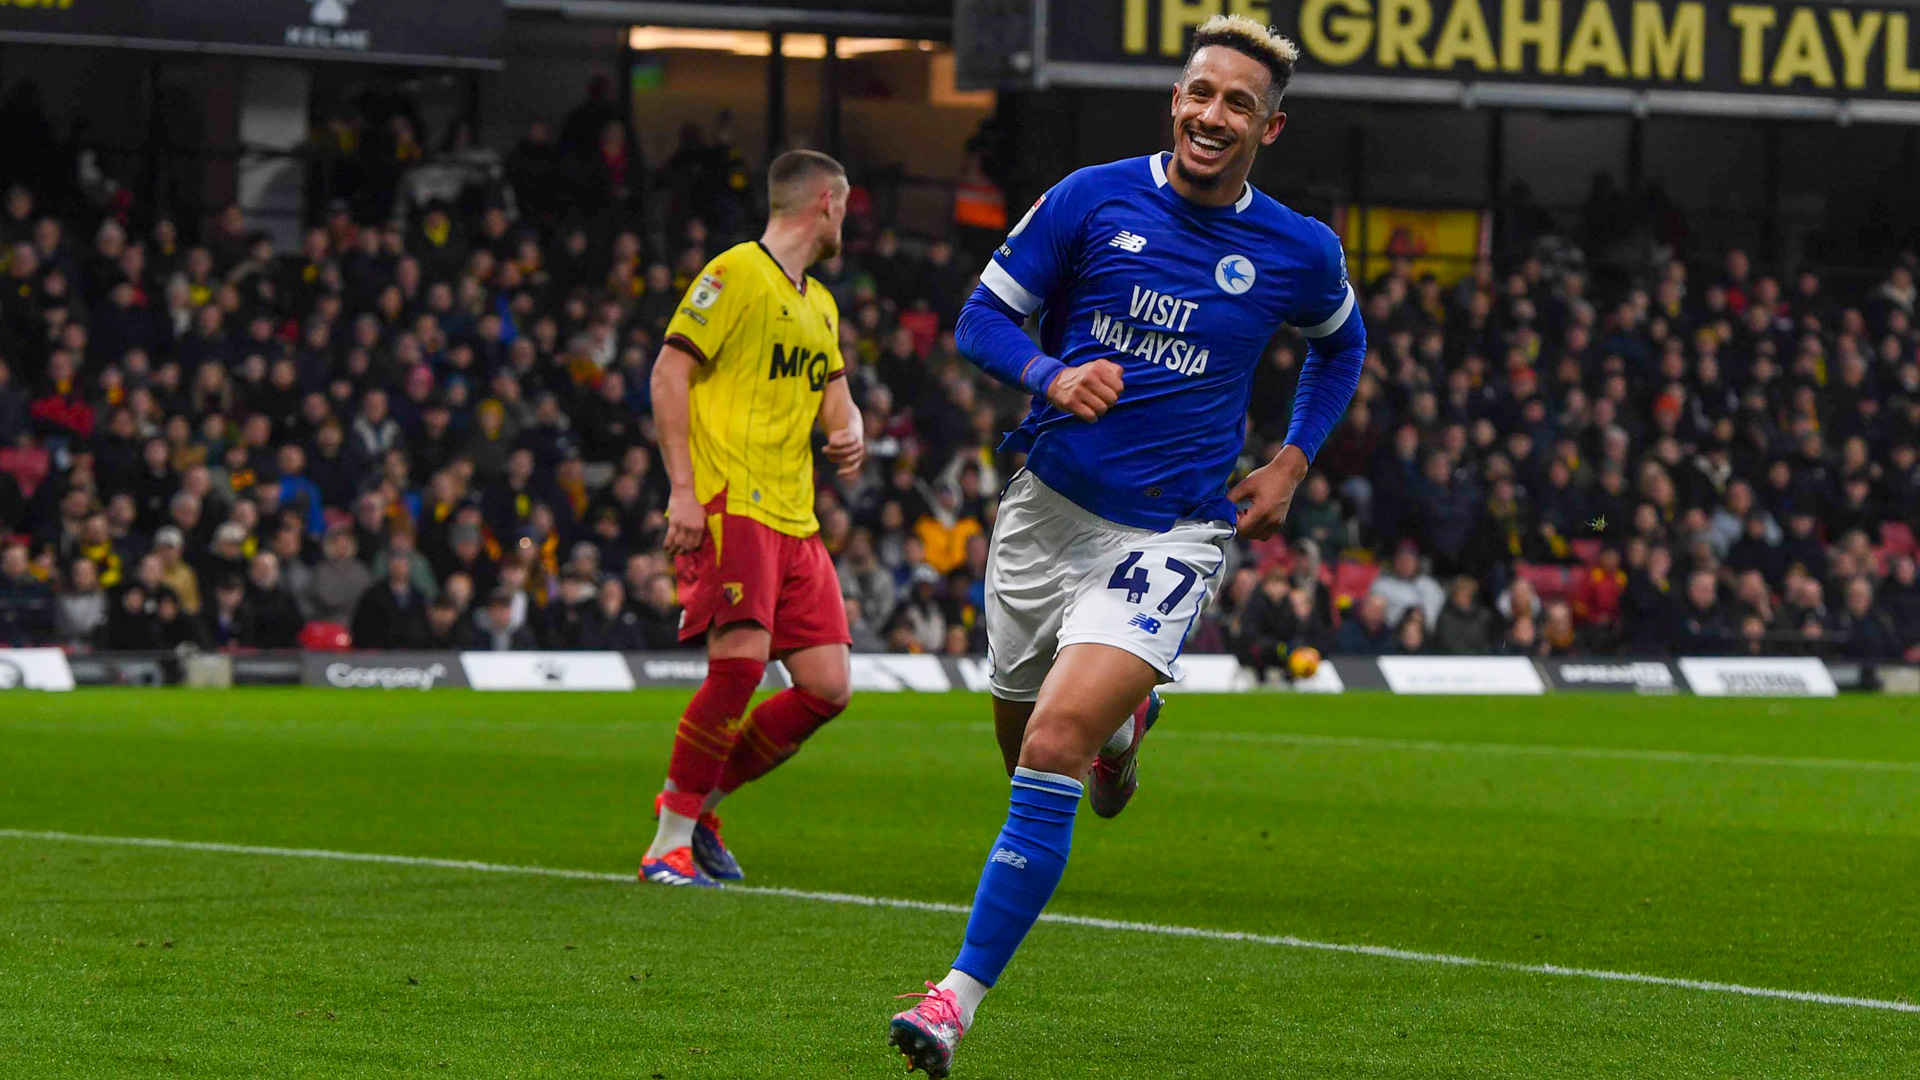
[952,767,1083,987]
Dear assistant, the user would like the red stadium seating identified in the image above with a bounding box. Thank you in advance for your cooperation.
[0,447,50,497]
[1516,562,1575,604]
[299,622,352,651]
[1332,561,1379,607]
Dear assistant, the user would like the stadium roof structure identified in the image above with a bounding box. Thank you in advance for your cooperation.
[0,0,503,70]
[508,0,951,38]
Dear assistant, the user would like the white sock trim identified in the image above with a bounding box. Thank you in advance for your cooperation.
[1011,766,1084,795]
[1100,715,1135,757]
[937,969,989,1030]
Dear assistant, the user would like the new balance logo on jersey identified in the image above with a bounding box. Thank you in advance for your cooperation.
[989,848,1028,869]
[1109,231,1148,253]
[1128,614,1163,635]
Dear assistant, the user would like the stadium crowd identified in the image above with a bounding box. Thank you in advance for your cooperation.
[0,84,1918,668]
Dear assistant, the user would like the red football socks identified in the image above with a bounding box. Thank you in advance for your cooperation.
[718,688,843,794]
[661,657,766,819]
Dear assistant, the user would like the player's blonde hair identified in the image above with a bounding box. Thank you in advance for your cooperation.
[1184,14,1299,114]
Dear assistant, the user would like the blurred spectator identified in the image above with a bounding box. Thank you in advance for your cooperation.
[1833,577,1901,659]
[838,528,897,652]
[199,575,254,649]
[0,540,52,645]
[1371,542,1443,627]
[1569,545,1627,646]
[151,526,200,614]
[246,553,305,649]
[1336,594,1392,655]
[1232,567,1297,677]
[577,577,645,650]
[1431,576,1497,654]
[628,572,683,649]
[1540,602,1581,656]
[1393,607,1428,654]
[422,596,467,649]
[469,586,536,651]
[1676,571,1729,654]
[351,551,428,649]
[307,526,373,627]
[51,556,106,648]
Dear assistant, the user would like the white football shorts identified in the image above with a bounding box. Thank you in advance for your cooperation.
[985,470,1232,701]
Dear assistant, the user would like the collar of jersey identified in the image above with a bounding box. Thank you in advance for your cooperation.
[754,241,808,294]
[1149,152,1253,213]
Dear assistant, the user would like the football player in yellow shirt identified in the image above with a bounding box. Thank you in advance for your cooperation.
[641,150,865,887]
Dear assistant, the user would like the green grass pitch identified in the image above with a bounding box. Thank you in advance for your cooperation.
[3,688,1919,1078]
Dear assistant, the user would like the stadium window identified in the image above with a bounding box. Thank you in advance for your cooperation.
[626,28,930,59]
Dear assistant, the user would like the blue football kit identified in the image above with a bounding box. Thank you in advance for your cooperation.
[909,154,1370,1044]
[956,151,1367,531]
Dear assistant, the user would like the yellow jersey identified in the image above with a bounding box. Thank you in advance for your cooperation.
[664,241,846,537]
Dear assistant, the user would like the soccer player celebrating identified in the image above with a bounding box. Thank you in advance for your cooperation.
[888,17,1365,1075]
[641,150,864,888]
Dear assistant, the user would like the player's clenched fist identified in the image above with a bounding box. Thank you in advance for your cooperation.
[1046,358,1125,422]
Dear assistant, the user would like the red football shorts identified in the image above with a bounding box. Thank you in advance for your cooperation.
[675,497,851,654]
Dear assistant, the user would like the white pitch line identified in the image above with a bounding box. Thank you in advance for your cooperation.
[4,829,1914,1015]
[1150,729,1920,774]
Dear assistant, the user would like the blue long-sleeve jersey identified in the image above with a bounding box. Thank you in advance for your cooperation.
[956,153,1367,531]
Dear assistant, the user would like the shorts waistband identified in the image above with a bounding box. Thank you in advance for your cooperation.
[1011,470,1154,537]
[1011,471,1233,537]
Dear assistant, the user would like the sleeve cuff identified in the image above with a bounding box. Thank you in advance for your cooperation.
[664,333,710,363]
[1018,354,1066,397]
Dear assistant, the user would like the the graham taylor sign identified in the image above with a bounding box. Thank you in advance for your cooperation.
[1045,1,1920,103]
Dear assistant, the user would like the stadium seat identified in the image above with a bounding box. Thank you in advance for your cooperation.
[299,622,352,651]
[1332,561,1379,607]
[897,309,939,357]
[0,447,51,497]
[1516,562,1574,604]
[1883,522,1918,558]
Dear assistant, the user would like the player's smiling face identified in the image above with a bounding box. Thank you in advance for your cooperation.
[1169,45,1285,197]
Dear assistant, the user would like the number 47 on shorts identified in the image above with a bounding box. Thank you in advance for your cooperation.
[1107,551,1199,615]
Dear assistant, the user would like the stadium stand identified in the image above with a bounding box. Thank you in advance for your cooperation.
[0,82,1917,665]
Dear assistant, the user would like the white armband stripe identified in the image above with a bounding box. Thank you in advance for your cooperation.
[981,260,1042,317]
[1297,283,1357,339]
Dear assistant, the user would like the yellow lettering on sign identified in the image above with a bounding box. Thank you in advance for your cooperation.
[1162,0,1222,57]
[1502,0,1562,74]
[1379,0,1434,67]
[1827,10,1882,90]
[1728,5,1777,85]
[1770,7,1834,87]
[1433,0,1500,70]
[1563,0,1628,76]
[1123,0,1150,54]
[1300,0,1376,65]
[1632,1,1704,80]
[1889,14,1920,92]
